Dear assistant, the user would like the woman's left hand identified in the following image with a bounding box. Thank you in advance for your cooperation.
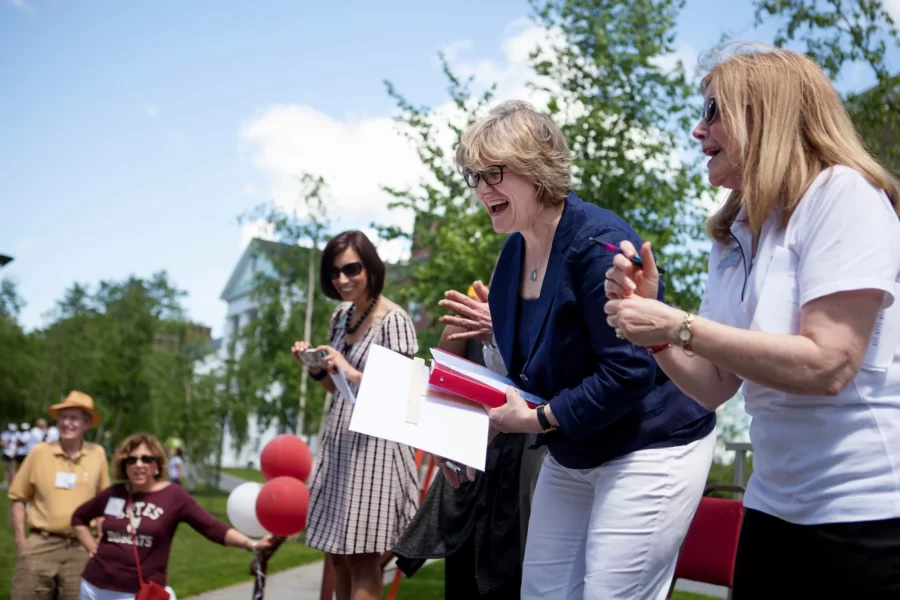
[604,296,682,346]
[438,281,493,343]
[488,388,543,434]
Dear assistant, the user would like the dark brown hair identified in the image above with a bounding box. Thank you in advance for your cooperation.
[320,230,385,301]
[113,433,168,482]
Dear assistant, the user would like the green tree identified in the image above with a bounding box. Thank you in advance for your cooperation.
[233,175,336,439]
[378,61,502,353]
[753,0,900,175]
[0,279,41,421]
[531,0,711,309]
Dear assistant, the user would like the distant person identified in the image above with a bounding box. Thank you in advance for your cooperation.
[46,420,60,443]
[72,433,273,600]
[291,229,420,600]
[2,423,17,485]
[8,391,110,600]
[15,423,31,465]
[168,447,184,486]
[29,418,49,452]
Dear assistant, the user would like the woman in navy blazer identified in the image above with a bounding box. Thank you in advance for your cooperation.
[451,100,716,600]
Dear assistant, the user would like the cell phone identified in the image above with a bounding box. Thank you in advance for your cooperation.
[299,349,327,368]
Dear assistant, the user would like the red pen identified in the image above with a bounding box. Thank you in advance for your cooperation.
[589,238,666,274]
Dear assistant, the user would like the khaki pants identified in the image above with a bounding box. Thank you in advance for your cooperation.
[11,533,88,600]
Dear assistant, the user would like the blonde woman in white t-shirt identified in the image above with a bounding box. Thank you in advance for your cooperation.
[604,43,900,598]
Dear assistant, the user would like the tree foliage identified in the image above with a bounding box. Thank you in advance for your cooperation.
[233,175,336,437]
[753,0,900,175]
[532,0,711,309]
[377,60,503,352]
[0,272,218,458]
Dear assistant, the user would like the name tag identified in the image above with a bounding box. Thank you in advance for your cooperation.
[55,472,77,489]
[104,497,126,517]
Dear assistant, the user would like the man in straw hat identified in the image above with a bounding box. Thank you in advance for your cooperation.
[8,391,110,600]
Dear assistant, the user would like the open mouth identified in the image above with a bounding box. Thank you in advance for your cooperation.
[487,200,509,215]
[703,147,722,158]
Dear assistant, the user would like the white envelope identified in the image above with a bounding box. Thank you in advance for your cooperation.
[348,344,491,471]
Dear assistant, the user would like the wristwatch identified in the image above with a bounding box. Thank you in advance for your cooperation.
[679,313,695,355]
[245,539,258,552]
[536,405,558,434]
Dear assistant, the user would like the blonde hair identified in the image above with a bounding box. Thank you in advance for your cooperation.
[113,433,168,482]
[456,100,572,206]
[702,43,900,244]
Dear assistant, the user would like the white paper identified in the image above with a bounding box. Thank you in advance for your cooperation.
[55,472,76,489]
[330,367,356,405]
[350,344,490,471]
[430,347,547,406]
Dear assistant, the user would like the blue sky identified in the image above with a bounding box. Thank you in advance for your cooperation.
[2,0,896,336]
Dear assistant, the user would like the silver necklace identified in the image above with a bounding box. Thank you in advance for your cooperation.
[527,206,562,282]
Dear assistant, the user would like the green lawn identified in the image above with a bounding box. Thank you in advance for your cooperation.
[221,467,265,484]
[0,488,322,600]
[385,560,719,600]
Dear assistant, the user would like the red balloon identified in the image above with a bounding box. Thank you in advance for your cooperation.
[260,434,312,482]
[255,476,310,537]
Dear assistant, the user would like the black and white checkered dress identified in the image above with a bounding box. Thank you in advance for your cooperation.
[304,303,420,555]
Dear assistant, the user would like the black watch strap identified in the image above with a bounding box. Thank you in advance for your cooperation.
[536,405,557,433]
[309,369,329,381]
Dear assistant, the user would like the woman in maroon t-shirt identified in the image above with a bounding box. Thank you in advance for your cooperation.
[72,433,273,599]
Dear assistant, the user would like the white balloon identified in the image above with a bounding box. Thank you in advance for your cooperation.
[226,482,268,537]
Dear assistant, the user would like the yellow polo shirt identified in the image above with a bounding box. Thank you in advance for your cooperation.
[8,441,111,533]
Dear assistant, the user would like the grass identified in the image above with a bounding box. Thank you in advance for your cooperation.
[0,488,322,600]
[221,467,265,484]
[385,561,721,600]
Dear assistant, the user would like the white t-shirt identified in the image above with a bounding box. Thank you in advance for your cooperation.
[29,427,46,451]
[700,166,900,525]
[168,455,184,480]
[45,426,59,443]
[15,431,30,457]
[1,430,15,457]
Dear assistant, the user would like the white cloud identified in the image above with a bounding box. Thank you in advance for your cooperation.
[144,104,160,118]
[8,0,35,14]
[238,20,555,262]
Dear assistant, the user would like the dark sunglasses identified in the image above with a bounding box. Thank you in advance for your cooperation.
[124,455,158,466]
[329,261,364,280]
[463,165,506,188]
[702,96,718,124]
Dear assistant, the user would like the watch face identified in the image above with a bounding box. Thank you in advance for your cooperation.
[679,329,691,341]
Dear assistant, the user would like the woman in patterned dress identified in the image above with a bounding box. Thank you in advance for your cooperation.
[290,229,420,600]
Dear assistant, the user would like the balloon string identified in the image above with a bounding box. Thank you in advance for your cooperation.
[252,554,265,600]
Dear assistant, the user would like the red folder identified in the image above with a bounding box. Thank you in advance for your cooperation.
[426,348,544,409]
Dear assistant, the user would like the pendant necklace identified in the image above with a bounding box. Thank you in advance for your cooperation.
[527,205,563,282]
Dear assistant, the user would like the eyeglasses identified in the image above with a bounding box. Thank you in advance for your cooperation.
[124,455,159,466]
[463,165,506,188]
[329,261,364,280]
[702,97,718,124]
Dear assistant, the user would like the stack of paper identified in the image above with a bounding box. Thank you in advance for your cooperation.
[349,344,547,471]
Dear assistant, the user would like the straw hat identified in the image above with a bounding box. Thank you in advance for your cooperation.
[48,391,102,428]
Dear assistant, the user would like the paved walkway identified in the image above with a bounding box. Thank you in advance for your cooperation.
[183,558,727,599]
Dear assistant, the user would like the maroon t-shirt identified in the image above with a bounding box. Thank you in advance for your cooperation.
[72,482,230,593]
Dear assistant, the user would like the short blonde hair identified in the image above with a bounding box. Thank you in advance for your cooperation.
[702,43,900,244]
[456,100,572,206]
[113,433,168,482]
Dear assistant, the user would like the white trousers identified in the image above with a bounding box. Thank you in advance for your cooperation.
[522,430,715,600]
[80,579,176,600]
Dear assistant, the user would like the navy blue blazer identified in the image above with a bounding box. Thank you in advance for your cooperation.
[490,191,715,469]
